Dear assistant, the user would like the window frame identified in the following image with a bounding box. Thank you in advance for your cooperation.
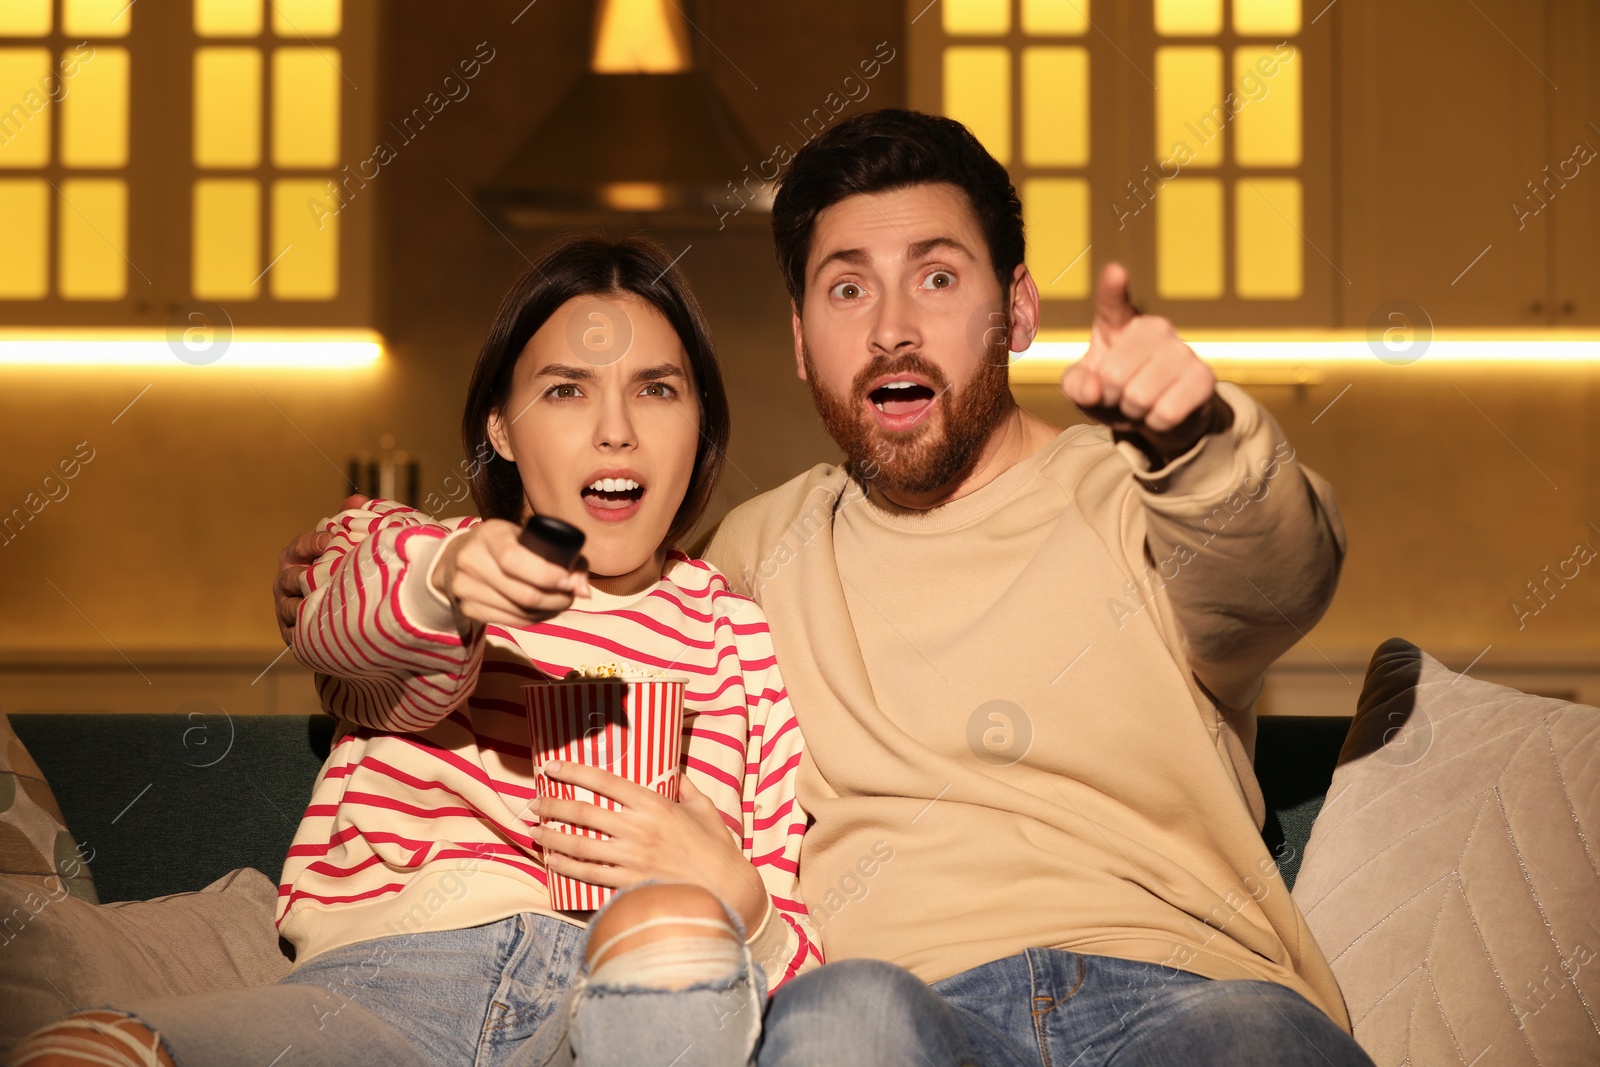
[906,0,1335,330]
[0,0,377,330]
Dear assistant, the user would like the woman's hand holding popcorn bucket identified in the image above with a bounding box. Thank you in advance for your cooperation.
[526,673,767,925]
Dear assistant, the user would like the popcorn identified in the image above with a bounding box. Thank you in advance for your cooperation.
[562,662,667,680]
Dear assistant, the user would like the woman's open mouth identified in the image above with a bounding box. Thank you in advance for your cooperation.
[866,379,939,431]
[581,474,646,522]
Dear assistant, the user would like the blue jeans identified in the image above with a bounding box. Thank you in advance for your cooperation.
[116,904,765,1066]
[757,951,1374,1066]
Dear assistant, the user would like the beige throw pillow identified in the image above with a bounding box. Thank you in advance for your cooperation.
[0,866,293,1056]
[1293,638,1599,1066]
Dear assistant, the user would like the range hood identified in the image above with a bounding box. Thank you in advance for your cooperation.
[479,0,768,230]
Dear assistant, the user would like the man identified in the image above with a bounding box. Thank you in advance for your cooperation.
[277,110,1370,1065]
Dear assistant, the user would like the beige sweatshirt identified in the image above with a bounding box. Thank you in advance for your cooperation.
[702,382,1352,1029]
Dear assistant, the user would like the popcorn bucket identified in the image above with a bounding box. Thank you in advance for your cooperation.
[525,677,687,910]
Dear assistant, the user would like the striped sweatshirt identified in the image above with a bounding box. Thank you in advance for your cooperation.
[281,498,821,989]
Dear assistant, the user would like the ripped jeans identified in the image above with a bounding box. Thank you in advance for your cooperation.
[107,891,766,1067]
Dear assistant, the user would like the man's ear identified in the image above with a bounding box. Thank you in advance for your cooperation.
[1006,262,1042,356]
[485,409,516,462]
[791,301,807,381]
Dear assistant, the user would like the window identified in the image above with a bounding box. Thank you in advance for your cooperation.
[191,0,344,302]
[0,0,131,301]
[1152,0,1304,300]
[931,0,1095,302]
[907,0,1330,327]
[0,0,375,331]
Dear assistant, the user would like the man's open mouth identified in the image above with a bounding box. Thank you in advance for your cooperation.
[581,473,646,521]
[866,378,939,430]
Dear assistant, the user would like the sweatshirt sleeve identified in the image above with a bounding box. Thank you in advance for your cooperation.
[291,498,486,733]
[718,591,824,990]
[1119,381,1347,711]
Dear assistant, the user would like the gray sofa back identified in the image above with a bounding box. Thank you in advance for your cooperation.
[11,713,1352,903]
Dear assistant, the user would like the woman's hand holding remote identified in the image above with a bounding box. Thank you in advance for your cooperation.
[430,519,593,628]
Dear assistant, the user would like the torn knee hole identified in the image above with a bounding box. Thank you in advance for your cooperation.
[585,883,739,971]
[583,891,744,992]
[8,1010,174,1067]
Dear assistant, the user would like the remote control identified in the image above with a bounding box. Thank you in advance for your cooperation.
[519,514,586,570]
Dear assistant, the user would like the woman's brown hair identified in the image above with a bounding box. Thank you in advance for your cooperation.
[461,235,730,550]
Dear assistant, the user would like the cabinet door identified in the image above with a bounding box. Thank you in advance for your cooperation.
[1337,0,1551,328]
[0,0,377,330]
[1550,0,1600,326]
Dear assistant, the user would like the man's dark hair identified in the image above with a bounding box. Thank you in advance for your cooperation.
[771,108,1025,308]
[461,234,730,550]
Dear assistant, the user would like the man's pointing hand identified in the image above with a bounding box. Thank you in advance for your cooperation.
[1060,262,1232,465]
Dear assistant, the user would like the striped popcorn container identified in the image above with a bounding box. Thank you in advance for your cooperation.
[525,677,687,910]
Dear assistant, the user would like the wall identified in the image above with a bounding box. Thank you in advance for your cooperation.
[0,0,899,712]
[1,1,1595,718]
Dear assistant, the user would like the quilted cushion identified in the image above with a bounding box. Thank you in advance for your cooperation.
[1293,638,1599,1066]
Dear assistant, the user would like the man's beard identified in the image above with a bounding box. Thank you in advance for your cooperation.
[801,333,1015,499]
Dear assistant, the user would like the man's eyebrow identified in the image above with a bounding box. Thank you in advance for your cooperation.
[811,246,870,283]
[811,237,976,283]
[906,236,975,262]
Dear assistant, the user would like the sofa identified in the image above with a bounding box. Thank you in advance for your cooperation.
[3,638,1596,1064]
[8,711,1347,906]
[0,709,1339,1060]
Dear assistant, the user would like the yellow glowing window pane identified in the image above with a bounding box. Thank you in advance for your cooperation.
[61,46,128,167]
[1024,178,1091,299]
[272,47,340,167]
[1236,178,1302,298]
[1155,47,1223,168]
[1234,0,1300,34]
[195,0,263,37]
[0,49,52,169]
[0,1,51,35]
[63,0,132,37]
[1234,46,1300,165]
[1022,0,1088,34]
[1157,178,1222,299]
[1155,0,1222,35]
[194,47,261,167]
[0,179,48,297]
[1023,47,1088,167]
[943,0,1009,35]
[193,179,261,299]
[943,48,1010,165]
[271,179,338,298]
[58,178,127,299]
[272,0,342,37]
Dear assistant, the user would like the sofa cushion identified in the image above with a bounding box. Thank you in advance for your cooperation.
[1292,637,1599,1066]
[1,712,95,903]
[0,866,293,1056]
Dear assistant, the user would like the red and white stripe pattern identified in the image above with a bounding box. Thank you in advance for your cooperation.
[282,498,821,988]
[528,678,687,910]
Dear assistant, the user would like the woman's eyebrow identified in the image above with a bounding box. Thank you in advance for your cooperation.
[532,363,596,380]
[632,363,687,382]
